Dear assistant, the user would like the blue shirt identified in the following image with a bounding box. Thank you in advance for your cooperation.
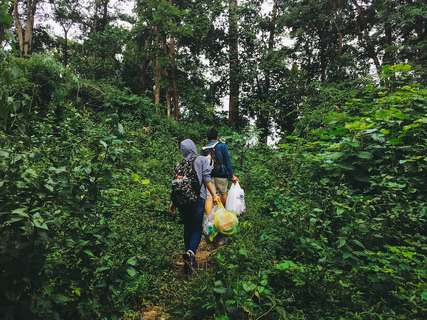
[207,140,234,179]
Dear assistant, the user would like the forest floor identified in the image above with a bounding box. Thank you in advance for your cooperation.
[140,239,216,320]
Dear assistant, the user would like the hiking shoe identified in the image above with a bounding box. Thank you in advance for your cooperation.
[183,250,196,275]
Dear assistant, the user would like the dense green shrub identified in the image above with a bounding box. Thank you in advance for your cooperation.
[1,54,426,320]
[173,66,427,320]
[0,54,202,319]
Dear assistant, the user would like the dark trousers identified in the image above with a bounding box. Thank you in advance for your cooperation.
[180,197,205,253]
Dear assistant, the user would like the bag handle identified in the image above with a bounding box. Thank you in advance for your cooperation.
[216,202,225,209]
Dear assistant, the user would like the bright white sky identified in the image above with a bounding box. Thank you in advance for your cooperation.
[41,0,133,38]
[43,0,274,39]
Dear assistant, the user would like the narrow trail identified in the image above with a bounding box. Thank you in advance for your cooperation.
[140,239,216,320]
[137,199,253,320]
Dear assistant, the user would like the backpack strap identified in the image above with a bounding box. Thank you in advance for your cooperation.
[191,156,202,192]
[202,141,219,153]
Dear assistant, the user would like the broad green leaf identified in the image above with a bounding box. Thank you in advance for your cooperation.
[117,123,124,135]
[357,151,372,159]
[84,250,95,258]
[12,208,29,217]
[72,287,81,297]
[342,251,353,260]
[238,248,248,257]
[336,207,345,215]
[275,260,296,271]
[32,213,48,230]
[7,216,25,224]
[345,121,372,131]
[213,287,227,294]
[131,173,141,182]
[416,117,427,124]
[352,239,365,249]
[337,238,346,248]
[33,220,49,230]
[242,281,256,292]
[127,267,137,277]
[100,140,108,149]
[127,257,138,266]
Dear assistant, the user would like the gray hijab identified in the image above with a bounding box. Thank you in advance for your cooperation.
[179,139,197,160]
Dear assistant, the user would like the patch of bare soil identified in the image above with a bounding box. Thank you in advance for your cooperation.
[140,305,169,320]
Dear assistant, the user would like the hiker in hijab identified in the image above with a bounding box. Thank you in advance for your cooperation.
[170,139,220,274]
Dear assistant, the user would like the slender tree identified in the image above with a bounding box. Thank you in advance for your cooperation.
[13,0,39,56]
[153,25,162,106]
[50,0,80,66]
[166,35,179,119]
[352,0,381,76]
[228,0,239,126]
[93,0,111,32]
[258,0,278,143]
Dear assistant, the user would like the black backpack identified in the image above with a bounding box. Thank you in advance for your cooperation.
[171,157,201,207]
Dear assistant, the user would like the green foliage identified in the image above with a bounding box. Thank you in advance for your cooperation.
[2,54,426,319]
[0,54,76,131]
[0,0,12,43]
[166,67,427,319]
[71,26,130,83]
[0,55,194,319]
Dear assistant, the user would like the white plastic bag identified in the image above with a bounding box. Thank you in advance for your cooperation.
[226,182,246,215]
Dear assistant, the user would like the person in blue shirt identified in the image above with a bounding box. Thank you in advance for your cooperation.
[203,127,238,214]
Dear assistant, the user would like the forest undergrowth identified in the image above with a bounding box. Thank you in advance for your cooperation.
[1,55,426,320]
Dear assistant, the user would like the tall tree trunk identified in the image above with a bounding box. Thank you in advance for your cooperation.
[93,0,110,32]
[13,1,24,55]
[23,0,35,56]
[138,38,151,94]
[228,0,239,127]
[63,27,69,66]
[258,0,278,143]
[154,55,161,106]
[383,2,395,66]
[167,36,179,120]
[332,0,344,54]
[352,0,381,76]
[13,0,37,57]
[165,91,171,117]
[414,14,426,82]
[265,0,277,94]
[383,23,394,65]
[319,32,327,82]
[153,26,161,106]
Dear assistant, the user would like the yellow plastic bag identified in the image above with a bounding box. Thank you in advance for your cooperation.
[213,204,239,236]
